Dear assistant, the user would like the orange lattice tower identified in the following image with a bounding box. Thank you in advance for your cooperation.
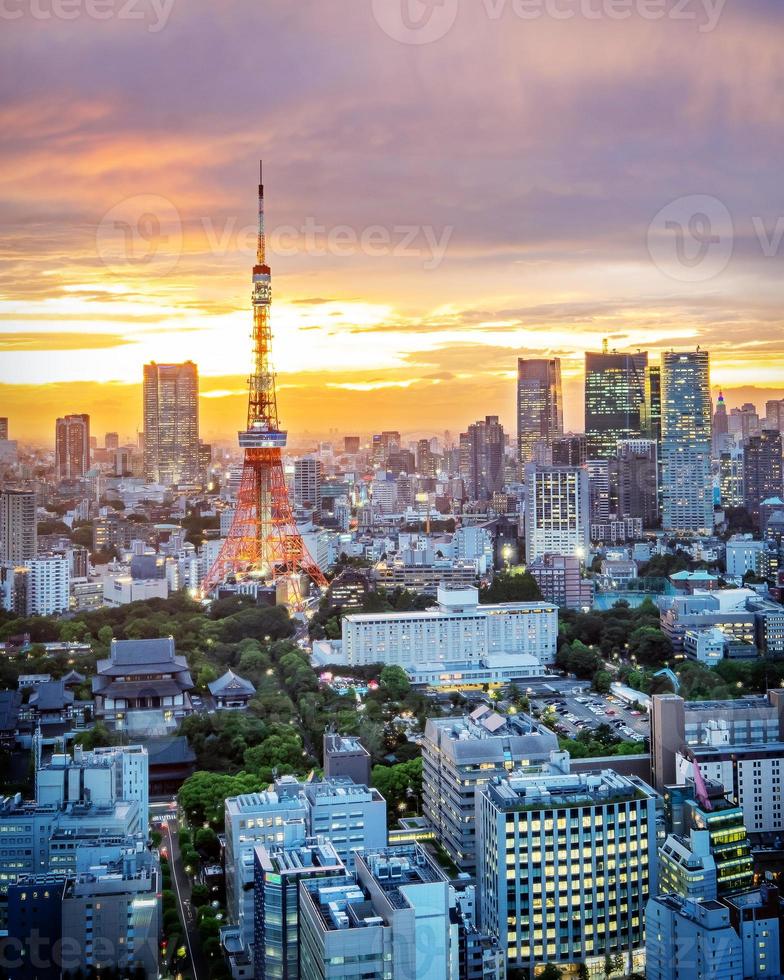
[201,163,328,609]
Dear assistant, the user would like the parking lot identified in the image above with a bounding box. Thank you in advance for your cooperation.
[528,686,649,744]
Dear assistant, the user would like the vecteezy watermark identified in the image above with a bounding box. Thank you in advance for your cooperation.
[0,0,175,32]
[370,0,727,43]
[647,194,734,283]
[96,194,184,276]
[201,216,454,271]
[95,197,454,272]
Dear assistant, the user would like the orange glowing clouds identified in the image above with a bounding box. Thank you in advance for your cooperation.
[1,0,784,441]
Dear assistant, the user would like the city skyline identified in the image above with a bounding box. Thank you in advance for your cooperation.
[3,4,784,443]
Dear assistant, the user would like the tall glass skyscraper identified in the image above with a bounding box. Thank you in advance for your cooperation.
[661,350,713,533]
[517,358,563,470]
[584,349,648,458]
[143,361,200,486]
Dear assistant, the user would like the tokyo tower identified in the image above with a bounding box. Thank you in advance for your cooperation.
[201,163,328,608]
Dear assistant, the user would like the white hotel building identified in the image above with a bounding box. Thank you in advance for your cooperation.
[341,586,558,668]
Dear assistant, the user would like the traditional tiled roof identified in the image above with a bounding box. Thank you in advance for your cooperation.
[208,669,256,697]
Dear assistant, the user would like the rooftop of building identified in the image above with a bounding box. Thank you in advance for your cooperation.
[485,761,656,811]
[207,669,256,697]
[225,776,307,815]
[304,777,382,803]
[324,732,370,757]
[653,894,730,924]
[255,839,343,876]
[358,845,447,911]
[425,705,558,762]
[344,585,556,622]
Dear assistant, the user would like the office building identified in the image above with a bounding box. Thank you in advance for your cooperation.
[712,390,730,455]
[614,438,659,527]
[477,757,659,974]
[294,456,323,511]
[342,585,558,669]
[253,840,345,980]
[744,430,783,524]
[584,348,648,458]
[59,848,160,978]
[5,874,66,980]
[0,489,36,564]
[527,553,593,609]
[719,448,745,508]
[551,433,587,467]
[142,360,199,485]
[323,732,371,787]
[298,845,454,980]
[461,416,505,502]
[658,828,718,901]
[303,779,387,869]
[35,744,149,828]
[372,556,479,596]
[344,436,360,454]
[225,778,310,949]
[646,895,743,980]
[0,418,7,441]
[422,705,558,872]
[661,350,713,534]
[651,690,784,789]
[516,358,563,470]
[523,464,590,563]
[55,414,90,481]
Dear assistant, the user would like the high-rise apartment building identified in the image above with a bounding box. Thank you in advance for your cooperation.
[461,416,505,501]
[517,358,563,470]
[744,429,783,524]
[712,390,729,455]
[584,348,648,458]
[142,361,199,485]
[719,449,745,508]
[477,757,659,975]
[0,488,37,564]
[0,418,8,440]
[661,350,713,533]
[524,464,590,562]
[294,456,323,511]
[55,413,90,480]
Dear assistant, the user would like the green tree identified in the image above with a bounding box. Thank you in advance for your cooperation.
[380,665,410,700]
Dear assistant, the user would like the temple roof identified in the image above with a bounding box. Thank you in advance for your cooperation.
[208,669,256,697]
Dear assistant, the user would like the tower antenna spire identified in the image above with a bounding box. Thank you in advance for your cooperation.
[257,159,266,266]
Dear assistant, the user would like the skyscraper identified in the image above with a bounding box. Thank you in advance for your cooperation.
[645,363,662,443]
[524,464,590,562]
[517,358,563,470]
[461,415,505,501]
[142,361,199,485]
[614,439,659,528]
[55,413,90,480]
[584,348,648,458]
[105,432,120,451]
[0,418,8,441]
[661,350,713,534]
[744,429,783,524]
[294,456,323,511]
[0,489,37,564]
[712,390,729,455]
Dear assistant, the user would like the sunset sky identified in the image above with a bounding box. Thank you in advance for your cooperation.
[2,0,784,446]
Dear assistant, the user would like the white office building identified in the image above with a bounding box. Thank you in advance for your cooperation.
[304,779,387,870]
[224,778,309,950]
[342,586,558,668]
[726,536,767,578]
[524,464,590,563]
[35,744,149,829]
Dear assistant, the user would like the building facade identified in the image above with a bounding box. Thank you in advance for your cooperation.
[55,414,90,481]
[524,464,590,563]
[142,360,200,485]
[517,358,563,471]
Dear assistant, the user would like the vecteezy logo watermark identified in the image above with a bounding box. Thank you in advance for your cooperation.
[371,0,459,44]
[0,0,175,31]
[647,194,734,283]
[202,216,454,270]
[96,194,183,276]
[371,0,727,42]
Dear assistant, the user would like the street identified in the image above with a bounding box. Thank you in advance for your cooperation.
[151,801,208,980]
